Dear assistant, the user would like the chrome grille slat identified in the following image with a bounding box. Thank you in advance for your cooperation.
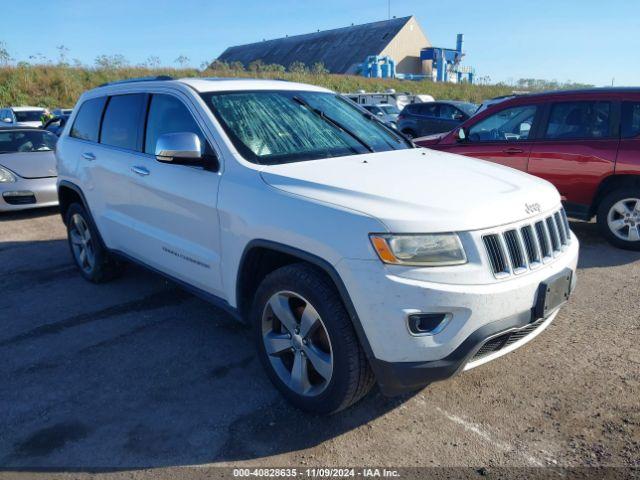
[482,234,508,275]
[504,229,526,271]
[560,208,571,243]
[535,221,551,258]
[520,225,540,264]
[554,212,567,245]
[483,208,571,278]
[546,216,561,252]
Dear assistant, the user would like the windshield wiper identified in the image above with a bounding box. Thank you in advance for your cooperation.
[293,96,374,153]
[334,95,414,148]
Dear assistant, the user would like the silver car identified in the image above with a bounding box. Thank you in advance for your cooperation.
[0,127,58,211]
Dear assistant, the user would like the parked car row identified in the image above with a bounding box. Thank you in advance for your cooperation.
[416,88,640,250]
[0,127,59,211]
[1,105,73,134]
[4,78,639,414]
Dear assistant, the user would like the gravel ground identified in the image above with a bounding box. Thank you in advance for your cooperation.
[0,207,638,477]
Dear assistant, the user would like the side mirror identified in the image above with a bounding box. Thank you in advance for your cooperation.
[456,127,467,142]
[377,111,384,117]
[155,132,202,164]
[2,118,13,123]
[453,113,464,121]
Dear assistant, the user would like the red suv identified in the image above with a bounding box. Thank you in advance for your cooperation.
[417,88,640,250]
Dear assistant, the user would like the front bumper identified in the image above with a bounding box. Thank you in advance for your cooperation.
[336,233,579,395]
[371,309,559,395]
[0,176,58,211]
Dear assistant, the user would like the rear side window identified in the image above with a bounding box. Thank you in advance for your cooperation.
[417,103,438,116]
[100,94,146,151]
[144,94,206,154]
[439,104,460,120]
[545,101,611,140]
[70,97,107,142]
[621,102,640,138]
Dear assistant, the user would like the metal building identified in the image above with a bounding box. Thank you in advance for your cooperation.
[216,16,431,75]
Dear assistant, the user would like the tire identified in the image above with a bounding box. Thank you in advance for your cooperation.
[65,203,123,282]
[597,187,640,250]
[401,129,416,139]
[251,263,375,414]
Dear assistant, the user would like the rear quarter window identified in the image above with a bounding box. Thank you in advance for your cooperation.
[621,102,640,138]
[70,97,107,142]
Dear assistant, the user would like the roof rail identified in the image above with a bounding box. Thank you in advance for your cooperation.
[98,75,174,87]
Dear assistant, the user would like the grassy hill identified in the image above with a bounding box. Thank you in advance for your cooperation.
[0,65,517,108]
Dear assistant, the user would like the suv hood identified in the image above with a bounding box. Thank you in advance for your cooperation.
[260,148,560,232]
[0,151,57,179]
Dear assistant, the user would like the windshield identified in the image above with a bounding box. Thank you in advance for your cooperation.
[379,105,400,114]
[456,103,479,117]
[201,91,411,164]
[0,130,57,153]
[13,110,43,122]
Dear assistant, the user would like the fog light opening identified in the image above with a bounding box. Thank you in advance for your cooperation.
[408,313,450,335]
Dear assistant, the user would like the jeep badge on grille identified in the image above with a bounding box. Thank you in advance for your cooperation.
[525,202,542,215]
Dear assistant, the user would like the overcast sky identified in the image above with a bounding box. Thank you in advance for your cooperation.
[2,0,638,86]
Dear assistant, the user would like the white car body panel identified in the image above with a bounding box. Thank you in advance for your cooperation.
[55,78,579,390]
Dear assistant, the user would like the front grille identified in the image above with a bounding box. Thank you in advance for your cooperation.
[483,208,571,277]
[471,317,546,361]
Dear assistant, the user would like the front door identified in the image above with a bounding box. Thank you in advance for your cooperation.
[125,92,223,296]
[527,100,618,210]
[440,104,540,171]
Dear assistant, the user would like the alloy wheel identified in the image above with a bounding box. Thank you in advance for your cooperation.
[607,198,640,242]
[69,213,96,273]
[261,291,333,396]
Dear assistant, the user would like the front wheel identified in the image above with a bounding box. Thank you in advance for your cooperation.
[597,188,640,250]
[252,264,374,414]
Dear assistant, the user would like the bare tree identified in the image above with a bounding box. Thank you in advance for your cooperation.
[0,41,11,65]
[174,55,190,68]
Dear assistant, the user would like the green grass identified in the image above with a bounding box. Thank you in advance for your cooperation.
[0,65,520,107]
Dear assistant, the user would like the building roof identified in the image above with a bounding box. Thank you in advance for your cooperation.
[9,106,45,112]
[217,16,414,74]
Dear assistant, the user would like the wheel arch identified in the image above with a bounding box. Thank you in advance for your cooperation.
[235,240,376,361]
[57,180,107,249]
[591,174,640,217]
[57,180,88,224]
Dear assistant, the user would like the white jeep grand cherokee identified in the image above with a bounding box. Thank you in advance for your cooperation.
[56,77,579,413]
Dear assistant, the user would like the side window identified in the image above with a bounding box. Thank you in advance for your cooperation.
[468,105,537,142]
[439,104,460,120]
[621,102,640,138]
[144,94,206,154]
[544,101,611,140]
[100,94,146,151]
[70,97,107,142]
[418,103,438,117]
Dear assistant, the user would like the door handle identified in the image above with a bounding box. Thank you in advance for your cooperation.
[82,152,96,161]
[503,147,524,154]
[131,166,150,176]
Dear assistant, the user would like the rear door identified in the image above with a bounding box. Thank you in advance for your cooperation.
[614,100,640,177]
[415,102,441,135]
[437,104,466,134]
[124,92,223,296]
[438,103,540,171]
[527,99,618,212]
[87,93,148,250]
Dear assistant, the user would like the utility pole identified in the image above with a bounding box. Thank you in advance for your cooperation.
[388,0,391,20]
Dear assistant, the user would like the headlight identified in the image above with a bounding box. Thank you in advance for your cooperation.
[370,233,467,266]
[0,165,17,183]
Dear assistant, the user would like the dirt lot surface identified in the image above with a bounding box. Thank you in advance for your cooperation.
[1,208,639,477]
